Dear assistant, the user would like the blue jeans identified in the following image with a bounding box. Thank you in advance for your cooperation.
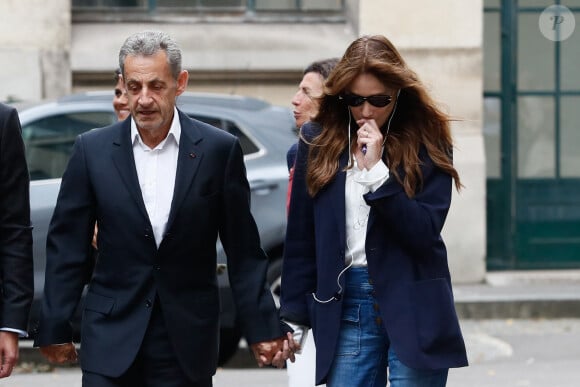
[326,267,448,387]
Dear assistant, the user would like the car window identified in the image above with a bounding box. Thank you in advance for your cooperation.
[223,121,259,155]
[190,114,259,156]
[22,112,115,180]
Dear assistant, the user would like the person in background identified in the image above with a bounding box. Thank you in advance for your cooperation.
[0,103,34,378]
[113,68,130,121]
[285,58,338,387]
[291,58,340,137]
[286,58,339,214]
[34,30,290,386]
[278,35,468,386]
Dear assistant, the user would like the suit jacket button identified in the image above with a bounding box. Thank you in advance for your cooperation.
[145,299,152,308]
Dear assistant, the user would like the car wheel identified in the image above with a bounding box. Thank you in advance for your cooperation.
[267,258,283,309]
[218,325,242,366]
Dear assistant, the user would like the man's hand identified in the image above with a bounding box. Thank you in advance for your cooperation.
[0,331,19,378]
[39,343,78,364]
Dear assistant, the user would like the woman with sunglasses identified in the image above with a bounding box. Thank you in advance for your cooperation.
[278,35,468,386]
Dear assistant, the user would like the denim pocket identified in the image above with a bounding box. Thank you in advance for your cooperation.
[336,302,361,356]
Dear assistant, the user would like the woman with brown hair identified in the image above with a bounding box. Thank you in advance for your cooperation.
[279,35,468,386]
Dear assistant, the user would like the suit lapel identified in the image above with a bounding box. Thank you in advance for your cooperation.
[166,111,203,228]
[111,121,150,222]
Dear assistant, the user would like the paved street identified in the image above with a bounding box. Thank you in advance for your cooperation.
[450,318,580,386]
[3,318,580,386]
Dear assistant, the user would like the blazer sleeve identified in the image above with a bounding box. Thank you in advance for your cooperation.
[279,122,319,326]
[34,135,96,346]
[365,146,453,258]
[0,104,34,332]
[218,138,286,344]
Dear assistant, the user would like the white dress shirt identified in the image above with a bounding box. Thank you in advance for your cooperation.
[131,107,180,247]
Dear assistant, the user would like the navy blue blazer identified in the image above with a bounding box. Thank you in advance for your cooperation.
[35,111,283,381]
[280,122,468,385]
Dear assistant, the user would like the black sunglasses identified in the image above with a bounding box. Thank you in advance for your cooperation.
[340,94,393,108]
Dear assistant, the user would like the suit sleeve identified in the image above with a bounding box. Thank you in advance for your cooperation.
[218,139,286,344]
[34,135,96,346]
[0,105,34,332]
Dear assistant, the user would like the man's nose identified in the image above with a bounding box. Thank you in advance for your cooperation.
[138,88,153,104]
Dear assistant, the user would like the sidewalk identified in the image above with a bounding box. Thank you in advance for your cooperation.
[15,269,580,372]
[453,269,580,319]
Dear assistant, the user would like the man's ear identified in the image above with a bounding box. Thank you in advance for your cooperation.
[176,70,189,96]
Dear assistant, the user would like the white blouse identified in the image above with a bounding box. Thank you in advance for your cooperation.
[344,158,389,267]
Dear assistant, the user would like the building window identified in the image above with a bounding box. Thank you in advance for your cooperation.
[254,0,342,11]
[72,0,343,12]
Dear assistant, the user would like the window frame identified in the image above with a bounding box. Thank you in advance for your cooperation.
[71,0,346,22]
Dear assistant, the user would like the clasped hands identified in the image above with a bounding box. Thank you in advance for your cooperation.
[250,332,300,368]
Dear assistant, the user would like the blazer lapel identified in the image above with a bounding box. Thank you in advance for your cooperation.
[166,111,203,228]
[111,121,150,222]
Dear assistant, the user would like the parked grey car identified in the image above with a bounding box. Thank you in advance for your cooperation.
[13,91,295,365]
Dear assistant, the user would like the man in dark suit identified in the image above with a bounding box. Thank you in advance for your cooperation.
[34,31,289,386]
[0,103,34,378]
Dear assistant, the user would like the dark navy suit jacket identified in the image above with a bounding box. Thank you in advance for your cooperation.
[34,111,283,381]
[0,103,33,333]
[280,122,468,385]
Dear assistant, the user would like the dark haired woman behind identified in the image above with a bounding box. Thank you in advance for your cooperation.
[278,35,468,386]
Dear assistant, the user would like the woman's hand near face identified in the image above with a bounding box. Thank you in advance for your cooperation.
[355,118,384,170]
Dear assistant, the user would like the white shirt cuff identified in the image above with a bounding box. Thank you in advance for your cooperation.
[353,160,389,192]
[282,320,309,354]
[0,327,28,338]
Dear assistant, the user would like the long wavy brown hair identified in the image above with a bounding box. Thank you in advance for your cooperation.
[306,35,462,198]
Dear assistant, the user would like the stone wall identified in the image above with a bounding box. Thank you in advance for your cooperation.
[357,0,486,282]
[0,0,71,101]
